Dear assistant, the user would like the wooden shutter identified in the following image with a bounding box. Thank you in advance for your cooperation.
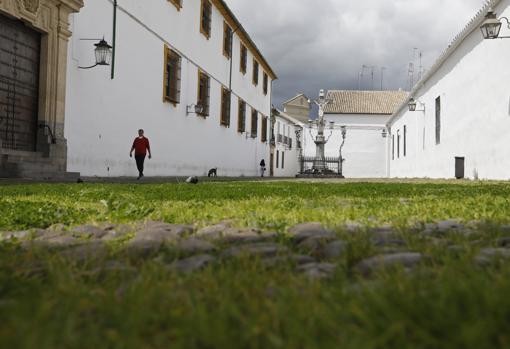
[163,46,181,104]
[263,73,268,95]
[253,60,259,85]
[221,87,231,126]
[238,100,246,133]
[251,109,258,137]
[223,22,232,58]
[200,0,212,38]
[197,71,210,116]
[261,116,268,142]
[240,45,247,74]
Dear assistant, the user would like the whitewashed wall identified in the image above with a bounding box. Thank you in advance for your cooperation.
[389,0,510,180]
[302,114,389,178]
[273,116,300,177]
[65,0,273,177]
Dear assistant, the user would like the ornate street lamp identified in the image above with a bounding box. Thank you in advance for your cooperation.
[79,38,113,69]
[480,9,510,39]
[338,126,347,178]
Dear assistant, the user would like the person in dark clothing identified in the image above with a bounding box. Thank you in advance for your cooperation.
[259,159,266,178]
[130,129,152,180]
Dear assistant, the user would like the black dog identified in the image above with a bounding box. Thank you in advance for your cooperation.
[208,168,217,177]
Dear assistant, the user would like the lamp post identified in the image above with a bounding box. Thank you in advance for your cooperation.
[480,9,510,39]
[338,126,347,178]
[308,89,334,173]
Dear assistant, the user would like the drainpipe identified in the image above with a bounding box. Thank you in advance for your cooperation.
[111,0,117,80]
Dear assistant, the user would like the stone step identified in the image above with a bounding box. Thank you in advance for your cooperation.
[24,172,80,180]
[0,170,80,181]
[3,155,53,164]
[0,149,44,158]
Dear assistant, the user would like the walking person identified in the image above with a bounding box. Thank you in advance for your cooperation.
[259,159,266,178]
[130,129,151,180]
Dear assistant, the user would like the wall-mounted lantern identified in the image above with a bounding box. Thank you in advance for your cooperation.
[408,98,425,112]
[382,128,388,138]
[79,38,113,69]
[480,9,510,40]
[186,104,204,116]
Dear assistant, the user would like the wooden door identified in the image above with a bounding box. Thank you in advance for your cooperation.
[0,14,41,151]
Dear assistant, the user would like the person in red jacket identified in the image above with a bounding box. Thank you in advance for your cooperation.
[130,129,152,179]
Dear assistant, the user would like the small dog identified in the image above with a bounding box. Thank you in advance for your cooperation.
[208,168,218,177]
[186,176,199,184]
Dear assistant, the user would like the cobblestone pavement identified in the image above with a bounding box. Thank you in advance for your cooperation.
[2,220,510,280]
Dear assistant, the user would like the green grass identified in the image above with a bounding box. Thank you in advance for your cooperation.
[1,181,510,231]
[1,180,510,348]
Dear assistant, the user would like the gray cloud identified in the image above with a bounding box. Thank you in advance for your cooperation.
[225,0,486,107]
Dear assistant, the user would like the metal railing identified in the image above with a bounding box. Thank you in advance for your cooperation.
[299,156,341,174]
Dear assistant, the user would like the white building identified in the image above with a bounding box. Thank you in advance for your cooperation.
[64,0,277,177]
[271,109,302,177]
[302,90,407,178]
[282,94,311,123]
[388,0,510,180]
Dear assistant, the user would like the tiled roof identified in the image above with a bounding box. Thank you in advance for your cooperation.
[324,90,408,115]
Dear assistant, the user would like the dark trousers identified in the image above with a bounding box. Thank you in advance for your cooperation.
[135,155,146,176]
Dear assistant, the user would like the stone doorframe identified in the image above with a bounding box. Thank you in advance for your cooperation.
[0,0,83,170]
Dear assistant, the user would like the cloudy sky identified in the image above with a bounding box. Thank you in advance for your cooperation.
[224,0,487,107]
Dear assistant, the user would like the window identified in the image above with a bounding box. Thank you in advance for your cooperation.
[392,135,395,160]
[220,87,231,127]
[163,46,181,104]
[282,152,285,169]
[276,150,279,169]
[263,72,268,95]
[200,0,212,39]
[261,116,268,142]
[252,59,259,85]
[403,125,407,157]
[251,108,258,138]
[397,130,401,159]
[197,70,210,117]
[223,22,233,58]
[435,96,441,145]
[240,44,247,74]
[168,0,182,10]
[238,99,246,133]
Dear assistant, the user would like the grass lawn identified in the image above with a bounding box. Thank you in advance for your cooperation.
[1,181,510,348]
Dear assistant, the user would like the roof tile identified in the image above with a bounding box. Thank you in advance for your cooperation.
[325,90,408,115]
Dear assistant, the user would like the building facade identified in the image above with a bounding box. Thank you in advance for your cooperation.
[302,90,407,178]
[64,0,276,177]
[0,0,83,178]
[271,109,302,177]
[388,0,510,180]
[282,94,311,123]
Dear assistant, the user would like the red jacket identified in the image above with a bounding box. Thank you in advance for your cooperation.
[132,137,150,156]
